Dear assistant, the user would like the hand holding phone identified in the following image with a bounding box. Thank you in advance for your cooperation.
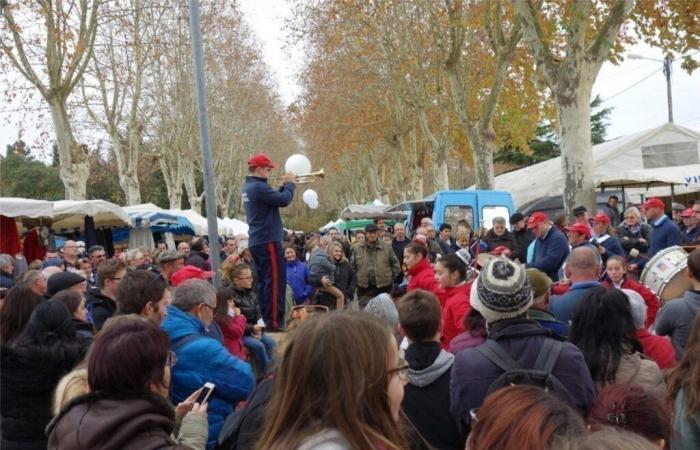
[195,382,215,405]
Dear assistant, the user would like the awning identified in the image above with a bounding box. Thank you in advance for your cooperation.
[123,203,195,234]
[0,197,54,219]
[341,204,408,220]
[51,200,129,230]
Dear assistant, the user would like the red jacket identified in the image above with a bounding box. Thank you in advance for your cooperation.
[407,258,445,305]
[603,278,660,328]
[215,314,247,360]
[636,329,676,370]
[441,281,472,350]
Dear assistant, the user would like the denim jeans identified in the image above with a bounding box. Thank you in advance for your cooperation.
[243,333,277,373]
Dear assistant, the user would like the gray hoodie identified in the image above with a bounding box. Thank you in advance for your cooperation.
[408,349,454,387]
[308,248,336,286]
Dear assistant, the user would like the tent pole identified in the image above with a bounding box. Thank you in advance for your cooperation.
[670,184,676,204]
[621,186,626,212]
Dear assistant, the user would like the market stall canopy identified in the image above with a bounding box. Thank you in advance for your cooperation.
[51,200,129,230]
[221,217,249,237]
[168,209,232,236]
[0,197,54,219]
[341,204,408,220]
[488,123,700,207]
[123,203,195,234]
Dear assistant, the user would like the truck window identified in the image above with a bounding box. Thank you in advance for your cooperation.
[482,205,511,231]
[443,205,473,231]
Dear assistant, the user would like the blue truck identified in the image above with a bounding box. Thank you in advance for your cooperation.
[385,190,515,235]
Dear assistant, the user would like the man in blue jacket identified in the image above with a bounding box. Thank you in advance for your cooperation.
[526,212,570,282]
[162,279,255,449]
[643,197,682,257]
[242,153,296,330]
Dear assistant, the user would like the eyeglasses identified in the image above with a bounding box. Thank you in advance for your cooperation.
[166,350,177,367]
[386,358,409,383]
[93,254,106,259]
[291,304,329,313]
[200,302,216,312]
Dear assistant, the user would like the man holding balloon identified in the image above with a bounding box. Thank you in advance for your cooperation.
[242,153,297,330]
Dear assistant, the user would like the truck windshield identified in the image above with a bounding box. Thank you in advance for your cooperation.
[444,205,473,231]
[482,205,511,231]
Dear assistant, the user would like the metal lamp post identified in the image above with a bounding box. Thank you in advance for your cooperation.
[628,53,674,123]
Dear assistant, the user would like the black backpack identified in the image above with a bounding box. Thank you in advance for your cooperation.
[476,338,575,404]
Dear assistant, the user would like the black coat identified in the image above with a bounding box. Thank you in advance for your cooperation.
[232,287,261,335]
[1,340,87,450]
[512,228,535,263]
[85,289,116,332]
[483,229,515,252]
[617,223,651,255]
[316,260,357,307]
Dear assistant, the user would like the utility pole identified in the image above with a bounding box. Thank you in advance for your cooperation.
[663,55,674,123]
[188,0,222,287]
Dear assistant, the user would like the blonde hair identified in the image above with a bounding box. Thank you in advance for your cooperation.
[53,368,89,415]
[327,241,347,263]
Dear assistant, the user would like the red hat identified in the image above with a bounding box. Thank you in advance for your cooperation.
[642,198,665,211]
[565,222,591,239]
[527,212,549,229]
[682,208,694,218]
[171,265,215,287]
[591,213,611,224]
[412,234,428,246]
[247,153,277,169]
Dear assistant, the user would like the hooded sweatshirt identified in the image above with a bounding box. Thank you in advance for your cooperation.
[402,341,465,450]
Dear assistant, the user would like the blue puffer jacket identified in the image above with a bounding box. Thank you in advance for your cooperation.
[161,305,255,449]
[286,260,313,304]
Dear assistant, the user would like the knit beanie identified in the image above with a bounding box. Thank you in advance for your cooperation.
[24,300,75,339]
[47,271,85,297]
[365,293,399,328]
[470,257,532,323]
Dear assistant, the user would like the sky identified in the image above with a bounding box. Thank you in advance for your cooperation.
[1,1,699,155]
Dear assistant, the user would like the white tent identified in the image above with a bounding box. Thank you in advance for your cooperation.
[52,200,129,230]
[493,123,700,207]
[0,197,53,218]
[168,209,233,236]
[221,217,249,237]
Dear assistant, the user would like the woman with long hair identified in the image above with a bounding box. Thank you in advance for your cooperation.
[214,286,247,360]
[467,385,586,450]
[569,287,665,397]
[255,311,409,449]
[46,319,208,450]
[588,384,669,449]
[0,284,42,344]
[1,300,90,450]
[667,311,700,449]
[327,241,356,306]
[434,252,472,348]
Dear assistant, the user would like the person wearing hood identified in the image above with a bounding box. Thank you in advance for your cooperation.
[1,300,89,450]
[85,258,127,331]
[398,289,466,450]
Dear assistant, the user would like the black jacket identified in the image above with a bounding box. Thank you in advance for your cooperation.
[483,229,515,252]
[316,260,357,307]
[85,289,116,331]
[232,287,261,335]
[1,340,87,450]
[512,228,535,263]
[402,341,465,450]
[617,223,651,255]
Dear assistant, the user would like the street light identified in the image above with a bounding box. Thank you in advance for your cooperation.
[628,53,674,123]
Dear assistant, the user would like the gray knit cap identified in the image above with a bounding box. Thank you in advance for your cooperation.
[470,257,532,323]
[365,293,399,328]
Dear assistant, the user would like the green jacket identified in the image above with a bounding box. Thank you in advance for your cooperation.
[351,240,400,288]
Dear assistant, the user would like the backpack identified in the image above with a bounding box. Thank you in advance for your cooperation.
[476,338,575,404]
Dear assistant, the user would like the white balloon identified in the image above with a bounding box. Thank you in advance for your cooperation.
[308,200,319,209]
[302,189,318,204]
[285,154,312,176]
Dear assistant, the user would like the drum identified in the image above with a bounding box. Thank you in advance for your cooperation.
[640,246,690,304]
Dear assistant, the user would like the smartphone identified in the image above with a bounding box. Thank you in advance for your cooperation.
[195,382,215,404]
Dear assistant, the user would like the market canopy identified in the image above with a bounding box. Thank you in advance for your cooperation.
[51,200,129,230]
[0,197,54,219]
[168,208,233,236]
[123,203,195,234]
[221,217,249,237]
[490,123,700,207]
[341,204,407,220]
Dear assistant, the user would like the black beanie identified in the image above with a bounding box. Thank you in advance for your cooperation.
[24,300,75,339]
[47,271,85,297]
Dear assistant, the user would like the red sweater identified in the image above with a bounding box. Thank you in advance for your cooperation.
[215,314,247,360]
[407,258,445,305]
[603,278,660,328]
[441,281,472,350]
[636,329,676,370]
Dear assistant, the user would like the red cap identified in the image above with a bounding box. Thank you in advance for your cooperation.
[682,208,694,218]
[565,222,591,239]
[642,198,665,211]
[412,234,427,246]
[591,213,611,224]
[247,153,277,169]
[527,212,549,229]
[171,265,215,287]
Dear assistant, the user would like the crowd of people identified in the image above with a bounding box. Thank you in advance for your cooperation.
[0,153,698,450]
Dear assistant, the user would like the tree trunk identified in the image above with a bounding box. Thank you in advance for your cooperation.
[466,125,496,190]
[407,127,424,198]
[48,99,89,200]
[159,153,183,209]
[557,85,596,215]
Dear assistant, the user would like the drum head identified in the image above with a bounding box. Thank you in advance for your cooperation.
[660,272,691,304]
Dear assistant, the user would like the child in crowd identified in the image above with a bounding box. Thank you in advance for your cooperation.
[306,237,345,309]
